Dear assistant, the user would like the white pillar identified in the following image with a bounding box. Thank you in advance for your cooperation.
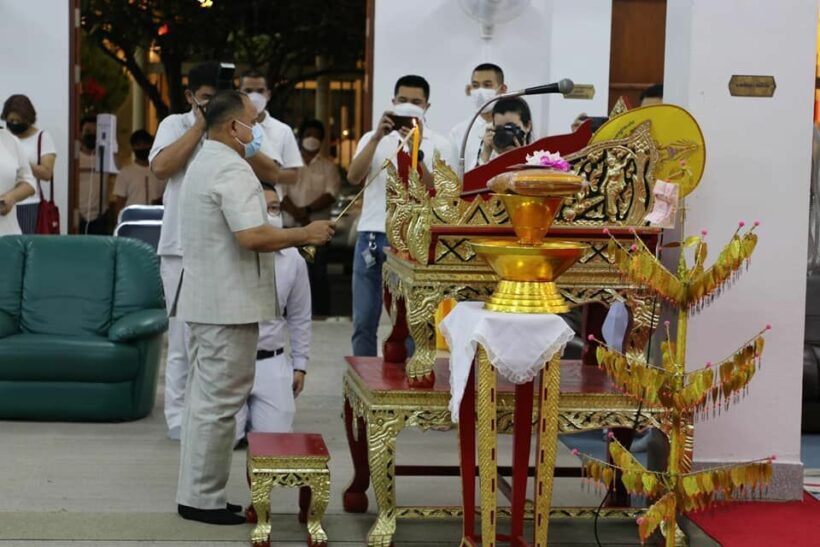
[131,48,146,131]
[665,0,817,499]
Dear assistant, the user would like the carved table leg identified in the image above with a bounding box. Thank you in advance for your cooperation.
[534,355,561,547]
[366,409,406,547]
[306,472,331,547]
[343,398,370,513]
[476,349,498,547]
[405,286,441,387]
[298,486,311,524]
[459,363,478,546]
[510,380,535,545]
[382,286,409,364]
[249,472,273,547]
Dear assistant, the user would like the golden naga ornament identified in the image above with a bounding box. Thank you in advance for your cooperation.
[574,221,773,547]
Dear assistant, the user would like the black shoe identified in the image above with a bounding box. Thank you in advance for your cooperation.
[226,502,242,513]
[178,504,247,525]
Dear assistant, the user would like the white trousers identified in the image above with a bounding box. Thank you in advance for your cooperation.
[176,322,258,509]
[235,354,296,442]
[160,255,189,431]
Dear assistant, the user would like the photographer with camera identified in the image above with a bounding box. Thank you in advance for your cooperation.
[477,97,533,166]
[346,74,457,357]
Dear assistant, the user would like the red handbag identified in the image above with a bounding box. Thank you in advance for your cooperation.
[34,131,60,234]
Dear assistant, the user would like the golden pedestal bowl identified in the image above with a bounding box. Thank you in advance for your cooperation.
[469,239,588,313]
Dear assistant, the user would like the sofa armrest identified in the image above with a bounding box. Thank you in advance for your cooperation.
[0,310,18,338]
[109,309,168,342]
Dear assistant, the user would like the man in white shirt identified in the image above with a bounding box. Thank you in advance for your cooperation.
[150,62,290,440]
[239,70,302,187]
[347,74,458,356]
[282,119,342,316]
[448,63,508,173]
[235,182,311,444]
[175,90,333,526]
[114,130,166,215]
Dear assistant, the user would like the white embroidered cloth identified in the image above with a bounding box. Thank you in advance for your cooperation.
[440,301,575,422]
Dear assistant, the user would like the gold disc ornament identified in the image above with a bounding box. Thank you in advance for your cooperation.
[591,104,705,197]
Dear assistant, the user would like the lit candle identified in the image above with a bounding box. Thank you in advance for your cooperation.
[410,120,420,172]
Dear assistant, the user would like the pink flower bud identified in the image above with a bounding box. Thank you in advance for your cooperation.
[701,229,708,236]
[630,244,638,252]
[587,334,595,342]
[766,324,772,330]
[754,220,760,227]
[629,227,637,235]
[636,517,645,525]
[706,361,712,369]
[571,448,579,456]
[607,431,615,440]
[664,320,670,327]
[770,454,777,461]
[738,221,745,228]
[602,228,610,236]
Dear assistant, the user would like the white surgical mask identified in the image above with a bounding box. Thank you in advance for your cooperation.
[302,136,321,152]
[267,213,283,229]
[248,92,268,115]
[471,87,499,113]
[392,102,426,120]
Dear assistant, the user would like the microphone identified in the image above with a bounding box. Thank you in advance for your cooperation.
[458,79,575,175]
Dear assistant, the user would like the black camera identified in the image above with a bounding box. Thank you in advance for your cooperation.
[493,123,527,150]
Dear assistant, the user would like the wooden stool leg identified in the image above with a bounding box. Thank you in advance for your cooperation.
[306,473,330,547]
[459,362,478,546]
[476,348,498,547]
[250,471,273,547]
[343,398,370,513]
[298,486,311,524]
[533,355,561,547]
[510,381,535,545]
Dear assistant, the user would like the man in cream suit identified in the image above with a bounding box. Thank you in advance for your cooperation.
[174,90,334,525]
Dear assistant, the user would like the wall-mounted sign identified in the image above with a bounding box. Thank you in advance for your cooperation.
[728,75,776,98]
[565,84,595,100]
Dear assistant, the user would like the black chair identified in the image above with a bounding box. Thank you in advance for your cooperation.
[118,205,164,224]
[114,220,162,253]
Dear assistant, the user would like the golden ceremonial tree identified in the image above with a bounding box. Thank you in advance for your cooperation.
[575,221,774,546]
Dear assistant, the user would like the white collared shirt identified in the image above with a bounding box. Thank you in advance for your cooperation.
[259,114,303,169]
[258,247,311,371]
[448,116,490,172]
[149,110,203,257]
[354,127,457,234]
[0,129,35,235]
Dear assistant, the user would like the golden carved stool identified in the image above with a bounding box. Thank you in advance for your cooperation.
[246,432,331,547]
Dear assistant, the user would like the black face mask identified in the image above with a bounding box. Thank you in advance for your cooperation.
[82,134,97,150]
[5,121,28,136]
[493,123,528,150]
[133,148,151,161]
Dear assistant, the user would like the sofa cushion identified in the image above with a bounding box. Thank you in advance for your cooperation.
[20,236,115,337]
[0,236,25,321]
[112,237,165,322]
[0,333,139,382]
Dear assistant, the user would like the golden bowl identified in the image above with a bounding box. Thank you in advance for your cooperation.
[469,239,588,313]
[498,194,565,246]
[469,239,587,282]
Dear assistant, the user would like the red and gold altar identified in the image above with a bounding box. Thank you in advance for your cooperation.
[341,103,715,546]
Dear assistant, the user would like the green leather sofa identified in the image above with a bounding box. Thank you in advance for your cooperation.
[0,235,168,421]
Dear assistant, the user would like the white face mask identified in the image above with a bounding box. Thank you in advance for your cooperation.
[302,136,321,152]
[392,102,426,120]
[248,92,268,115]
[471,87,499,113]
[267,213,283,229]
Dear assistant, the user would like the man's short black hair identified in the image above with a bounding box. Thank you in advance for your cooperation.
[493,97,532,126]
[80,114,96,129]
[240,69,267,87]
[299,118,325,141]
[394,75,430,101]
[260,181,277,193]
[473,63,504,84]
[204,90,247,130]
[130,129,153,147]
[640,83,663,102]
[187,62,220,92]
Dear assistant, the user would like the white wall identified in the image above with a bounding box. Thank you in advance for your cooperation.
[0,0,71,233]
[372,0,611,142]
[665,0,817,471]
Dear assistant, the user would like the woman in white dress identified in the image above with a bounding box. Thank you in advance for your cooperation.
[0,126,36,235]
[1,95,56,233]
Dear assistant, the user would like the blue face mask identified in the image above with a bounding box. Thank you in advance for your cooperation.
[234,120,264,157]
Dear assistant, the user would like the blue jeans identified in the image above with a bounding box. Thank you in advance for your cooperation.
[352,232,387,356]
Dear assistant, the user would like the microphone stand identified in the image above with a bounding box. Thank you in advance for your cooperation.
[458,79,575,176]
